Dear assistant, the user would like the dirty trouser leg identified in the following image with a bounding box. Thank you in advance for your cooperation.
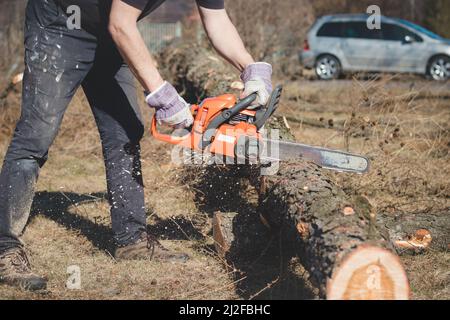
[82,44,146,247]
[0,0,96,253]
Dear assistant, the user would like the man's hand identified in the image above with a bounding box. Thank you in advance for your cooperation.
[146,82,194,128]
[240,62,273,106]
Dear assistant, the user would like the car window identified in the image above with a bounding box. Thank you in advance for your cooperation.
[397,19,442,40]
[381,23,423,42]
[317,22,344,38]
[342,22,382,39]
[317,21,382,40]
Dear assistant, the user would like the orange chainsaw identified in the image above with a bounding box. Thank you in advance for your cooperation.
[151,85,370,174]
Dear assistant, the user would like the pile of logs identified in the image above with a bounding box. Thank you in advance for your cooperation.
[158,43,448,300]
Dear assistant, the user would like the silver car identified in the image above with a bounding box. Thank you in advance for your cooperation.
[301,14,450,81]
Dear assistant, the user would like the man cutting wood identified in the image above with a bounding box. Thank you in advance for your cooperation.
[0,0,273,291]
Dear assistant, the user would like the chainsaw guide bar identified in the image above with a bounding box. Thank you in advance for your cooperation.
[151,85,370,174]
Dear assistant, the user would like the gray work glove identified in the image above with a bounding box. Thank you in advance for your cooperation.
[240,62,273,106]
[146,81,194,128]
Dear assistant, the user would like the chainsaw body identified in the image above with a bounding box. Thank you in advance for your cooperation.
[151,86,370,174]
[151,86,282,161]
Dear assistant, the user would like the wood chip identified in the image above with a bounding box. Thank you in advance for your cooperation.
[283,116,291,129]
[394,229,432,250]
[259,214,271,229]
[343,207,355,216]
[12,73,24,85]
[414,229,431,241]
[296,222,309,239]
[207,55,220,62]
[230,81,244,90]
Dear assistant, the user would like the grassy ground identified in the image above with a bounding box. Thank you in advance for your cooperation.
[0,75,448,299]
[279,75,449,300]
[0,89,238,300]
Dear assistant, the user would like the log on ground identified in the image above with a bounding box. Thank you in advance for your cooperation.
[259,160,410,299]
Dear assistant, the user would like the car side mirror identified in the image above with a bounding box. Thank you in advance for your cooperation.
[403,35,414,44]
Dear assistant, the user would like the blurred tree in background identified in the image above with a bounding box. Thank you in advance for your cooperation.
[0,0,26,82]
[225,0,315,78]
[0,0,449,81]
[313,0,449,37]
[226,0,449,77]
[313,0,428,21]
[424,0,450,38]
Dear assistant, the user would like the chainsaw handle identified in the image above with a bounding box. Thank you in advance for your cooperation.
[254,85,282,130]
[151,117,178,144]
[199,93,257,150]
[151,105,198,144]
[223,93,258,118]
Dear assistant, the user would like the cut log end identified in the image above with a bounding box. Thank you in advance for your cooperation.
[212,212,236,259]
[327,246,410,300]
[394,229,432,252]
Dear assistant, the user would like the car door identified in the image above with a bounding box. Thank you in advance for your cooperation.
[314,21,347,65]
[340,21,384,71]
[379,23,427,72]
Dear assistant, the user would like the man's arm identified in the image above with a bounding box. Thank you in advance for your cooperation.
[199,6,272,105]
[109,0,194,128]
[198,7,254,72]
[109,0,164,92]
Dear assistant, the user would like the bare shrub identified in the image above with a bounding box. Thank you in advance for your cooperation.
[423,0,450,38]
[333,77,450,215]
[225,0,315,78]
[0,0,26,84]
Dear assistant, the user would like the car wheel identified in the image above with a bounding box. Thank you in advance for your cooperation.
[428,56,450,81]
[315,55,341,80]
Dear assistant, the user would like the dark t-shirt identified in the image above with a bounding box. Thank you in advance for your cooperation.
[56,0,224,35]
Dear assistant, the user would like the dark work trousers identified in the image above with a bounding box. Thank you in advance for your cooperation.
[0,0,147,253]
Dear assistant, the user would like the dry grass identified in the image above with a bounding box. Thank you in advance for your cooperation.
[280,76,449,214]
[0,88,238,300]
[0,74,449,299]
[279,75,449,300]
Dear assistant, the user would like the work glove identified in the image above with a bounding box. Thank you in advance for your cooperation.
[146,81,194,128]
[240,62,273,106]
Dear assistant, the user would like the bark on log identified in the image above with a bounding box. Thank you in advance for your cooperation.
[158,43,412,299]
[259,161,410,299]
[158,42,240,100]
